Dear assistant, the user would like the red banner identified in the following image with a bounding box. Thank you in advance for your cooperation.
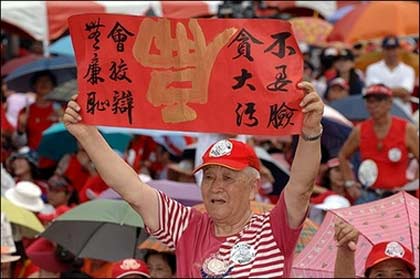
[68,14,304,136]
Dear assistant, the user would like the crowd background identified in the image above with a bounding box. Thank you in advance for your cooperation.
[1,1,419,278]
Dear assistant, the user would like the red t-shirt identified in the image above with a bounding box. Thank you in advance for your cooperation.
[147,191,303,278]
[360,117,409,189]
[58,154,92,193]
[18,102,59,150]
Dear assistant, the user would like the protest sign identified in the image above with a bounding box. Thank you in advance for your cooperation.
[68,14,304,135]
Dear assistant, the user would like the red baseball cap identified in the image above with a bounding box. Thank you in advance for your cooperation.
[112,259,150,278]
[193,139,260,173]
[365,241,416,276]
[363,84,393,98]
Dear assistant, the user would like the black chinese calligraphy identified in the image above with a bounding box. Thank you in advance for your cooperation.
[264,32,296,59]
[266,102,296,129]
[109,59,132,83]
[266,65,292,92]
[86,92,110,114]
[107,22,134,52]
[227,28,263,62]
[85,18,105,50]
[232,69,256,91]
[235,102,259,127]
[83,53,105,85]
[112,90,134,124]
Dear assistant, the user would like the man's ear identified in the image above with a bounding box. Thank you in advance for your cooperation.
[249,178,259,201]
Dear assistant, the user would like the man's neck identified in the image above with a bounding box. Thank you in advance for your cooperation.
[384,58,399,70]
[214,210,253,237]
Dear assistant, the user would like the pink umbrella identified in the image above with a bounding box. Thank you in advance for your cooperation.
[292,191,419,277]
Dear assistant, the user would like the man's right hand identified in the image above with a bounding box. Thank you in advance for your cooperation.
[63,95,96,138]
[334,219,359,251]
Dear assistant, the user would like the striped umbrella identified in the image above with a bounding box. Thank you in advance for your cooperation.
[292,191,419,278]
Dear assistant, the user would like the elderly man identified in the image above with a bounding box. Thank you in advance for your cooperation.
[63,81,324,278]
[338,84,419,204]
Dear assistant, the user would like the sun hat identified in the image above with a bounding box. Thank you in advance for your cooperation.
[313,194,351,210]
[365,241,416,276]
[5,181,45,212]
[329,77,349,90]
[193,139,260,173]
[362,84,393,98]
[382,35,400,49]
[111,259,150,278]
[10,146,39,167]
[1,246,21,263]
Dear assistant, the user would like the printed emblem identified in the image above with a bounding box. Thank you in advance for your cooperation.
[209,140,233,157]
[120,259,141,270]
[201,254,231,278]
[230,242,255,265]
[385,242,405,258]
[388,148,402,162]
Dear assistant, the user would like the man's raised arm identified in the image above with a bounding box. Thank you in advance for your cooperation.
[284,81,324,228]
[63,95,159,231]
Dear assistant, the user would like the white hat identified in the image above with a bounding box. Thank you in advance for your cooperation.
[314,194,351,211]
[5,181,45,212]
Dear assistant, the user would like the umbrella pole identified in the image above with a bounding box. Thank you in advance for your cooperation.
[41,3,50,57]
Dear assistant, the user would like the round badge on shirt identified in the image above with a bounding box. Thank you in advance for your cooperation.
[388,147,402,162]
[230,242,256,265]
[201,254,231,277]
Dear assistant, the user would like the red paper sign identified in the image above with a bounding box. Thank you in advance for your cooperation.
[68,14,304,136]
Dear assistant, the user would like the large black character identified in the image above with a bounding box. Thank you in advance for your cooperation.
[227,28,263,62]
[86,92,110,114]
[264,32,296,59]
[107,22,134,52]
[266,102,296,129]
[84,53,105,85]
[109,59,132,83]
[266,65,292,92]
[235,102,259,127]
[232,69,256,91]
[112,90,134,124]
[85,18,105,50]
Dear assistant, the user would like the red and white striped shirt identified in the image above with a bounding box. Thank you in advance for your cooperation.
[147,191,303,278]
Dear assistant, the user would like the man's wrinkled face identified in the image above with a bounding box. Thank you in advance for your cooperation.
[368,258,413,278]
[201,165,255,224]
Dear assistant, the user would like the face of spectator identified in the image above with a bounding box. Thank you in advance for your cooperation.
[146,254,174,278]
[334,57,354,73]
[201,166,255,225]
[327,85,349,102]
[47,187,70,207]
[11,157,31,177]
[368,259,413,278]
[383,47,399,63]
[329,167,344,192]
[33,75,54,97]
[365,95,392,119]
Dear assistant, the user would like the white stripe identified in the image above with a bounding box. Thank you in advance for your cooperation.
[233,256,284,272]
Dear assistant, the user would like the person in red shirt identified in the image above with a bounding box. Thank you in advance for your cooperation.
[339,84,419,204]
[63,81,324,278]
[14,70,63,178]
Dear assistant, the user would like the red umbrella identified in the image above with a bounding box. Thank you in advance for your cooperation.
[292,191,419,277]
[1,54,43,77]
[327,1,419,44]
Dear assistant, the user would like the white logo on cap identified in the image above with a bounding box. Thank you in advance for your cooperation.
[120,259,141,270]
[209,140,233,157]
[385,242,405,258]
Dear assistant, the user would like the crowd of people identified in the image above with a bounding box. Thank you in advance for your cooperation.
[0,12,419,279]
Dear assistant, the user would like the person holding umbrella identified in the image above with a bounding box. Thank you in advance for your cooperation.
[62,81,324,278]
[334,220,416,278]
[338,84,419,203]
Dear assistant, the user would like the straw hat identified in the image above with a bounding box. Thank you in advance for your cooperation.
[5,181,45,212]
